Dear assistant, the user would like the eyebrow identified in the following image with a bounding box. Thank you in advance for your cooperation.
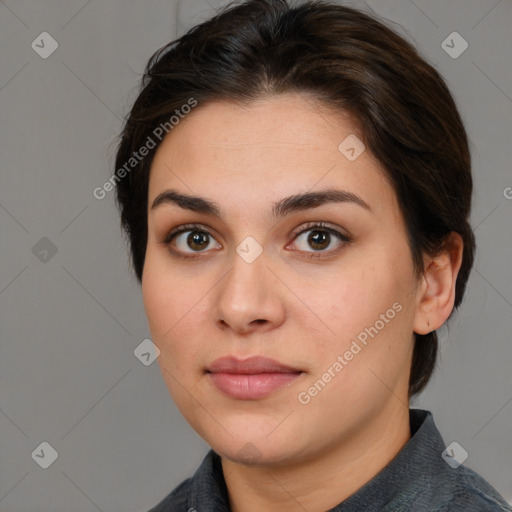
[150,187,372,218]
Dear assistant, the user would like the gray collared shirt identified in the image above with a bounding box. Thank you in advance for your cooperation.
[147,409,511,511]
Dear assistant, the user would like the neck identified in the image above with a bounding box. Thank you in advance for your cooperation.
[221,402,411,512]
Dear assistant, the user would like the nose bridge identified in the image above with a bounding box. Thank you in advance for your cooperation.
[222,238,269,307]
[213,238,284,330]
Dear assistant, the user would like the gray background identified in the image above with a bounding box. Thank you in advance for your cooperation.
[1,0,511,510]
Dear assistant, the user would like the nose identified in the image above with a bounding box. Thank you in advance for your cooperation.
[213,247,286,335]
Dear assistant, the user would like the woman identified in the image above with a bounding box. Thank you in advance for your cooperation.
[114,1,511,510]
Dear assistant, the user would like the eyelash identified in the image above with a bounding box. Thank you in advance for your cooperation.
[163,222,351,260]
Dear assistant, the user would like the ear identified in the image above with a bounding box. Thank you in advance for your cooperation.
[413,232,464,335]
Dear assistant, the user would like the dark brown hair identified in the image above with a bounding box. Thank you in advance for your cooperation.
[113,0,476,398]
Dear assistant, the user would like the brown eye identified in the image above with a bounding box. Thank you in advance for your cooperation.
[290,222,351,258]
[164,221,350,260]
[307,229,331,250]
[164,224,221,258]
[186,231,210,251]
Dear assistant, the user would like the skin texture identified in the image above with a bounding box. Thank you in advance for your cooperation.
[141,93,463,512]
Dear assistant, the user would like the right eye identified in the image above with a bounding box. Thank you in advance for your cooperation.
[164,223,222,259]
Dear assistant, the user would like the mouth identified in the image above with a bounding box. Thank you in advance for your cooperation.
[206,355,302,374]
[206,355,304,400]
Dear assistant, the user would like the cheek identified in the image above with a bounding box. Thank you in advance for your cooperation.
[142,253,186,346]
[141,254,207,370]
[142,267,169,339]
[313,256,413,369]
[318,264,398,337]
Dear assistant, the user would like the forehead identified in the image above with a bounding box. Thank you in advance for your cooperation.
[152,93,360,164]
[147,93,399,223]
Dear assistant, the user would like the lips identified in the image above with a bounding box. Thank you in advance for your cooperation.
[206,355,301,374]
[206,356,304,400]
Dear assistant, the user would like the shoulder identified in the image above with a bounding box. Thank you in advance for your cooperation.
[145,476,192,512]
[382,409,511,512]
[426,465,511,512]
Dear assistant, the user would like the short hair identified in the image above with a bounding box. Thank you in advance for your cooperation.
[114,0,476,398]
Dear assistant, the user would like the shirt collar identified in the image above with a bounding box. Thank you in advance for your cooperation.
[187,409,443,511]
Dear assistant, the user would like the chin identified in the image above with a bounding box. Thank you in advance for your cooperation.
[200,420,306,467]
[214,439,295,467]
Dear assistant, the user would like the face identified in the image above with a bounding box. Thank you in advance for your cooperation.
[142,93,422,466]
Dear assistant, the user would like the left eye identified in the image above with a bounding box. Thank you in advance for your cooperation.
[290,224,350,255]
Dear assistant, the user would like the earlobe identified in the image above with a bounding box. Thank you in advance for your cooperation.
[413,232,464,335]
